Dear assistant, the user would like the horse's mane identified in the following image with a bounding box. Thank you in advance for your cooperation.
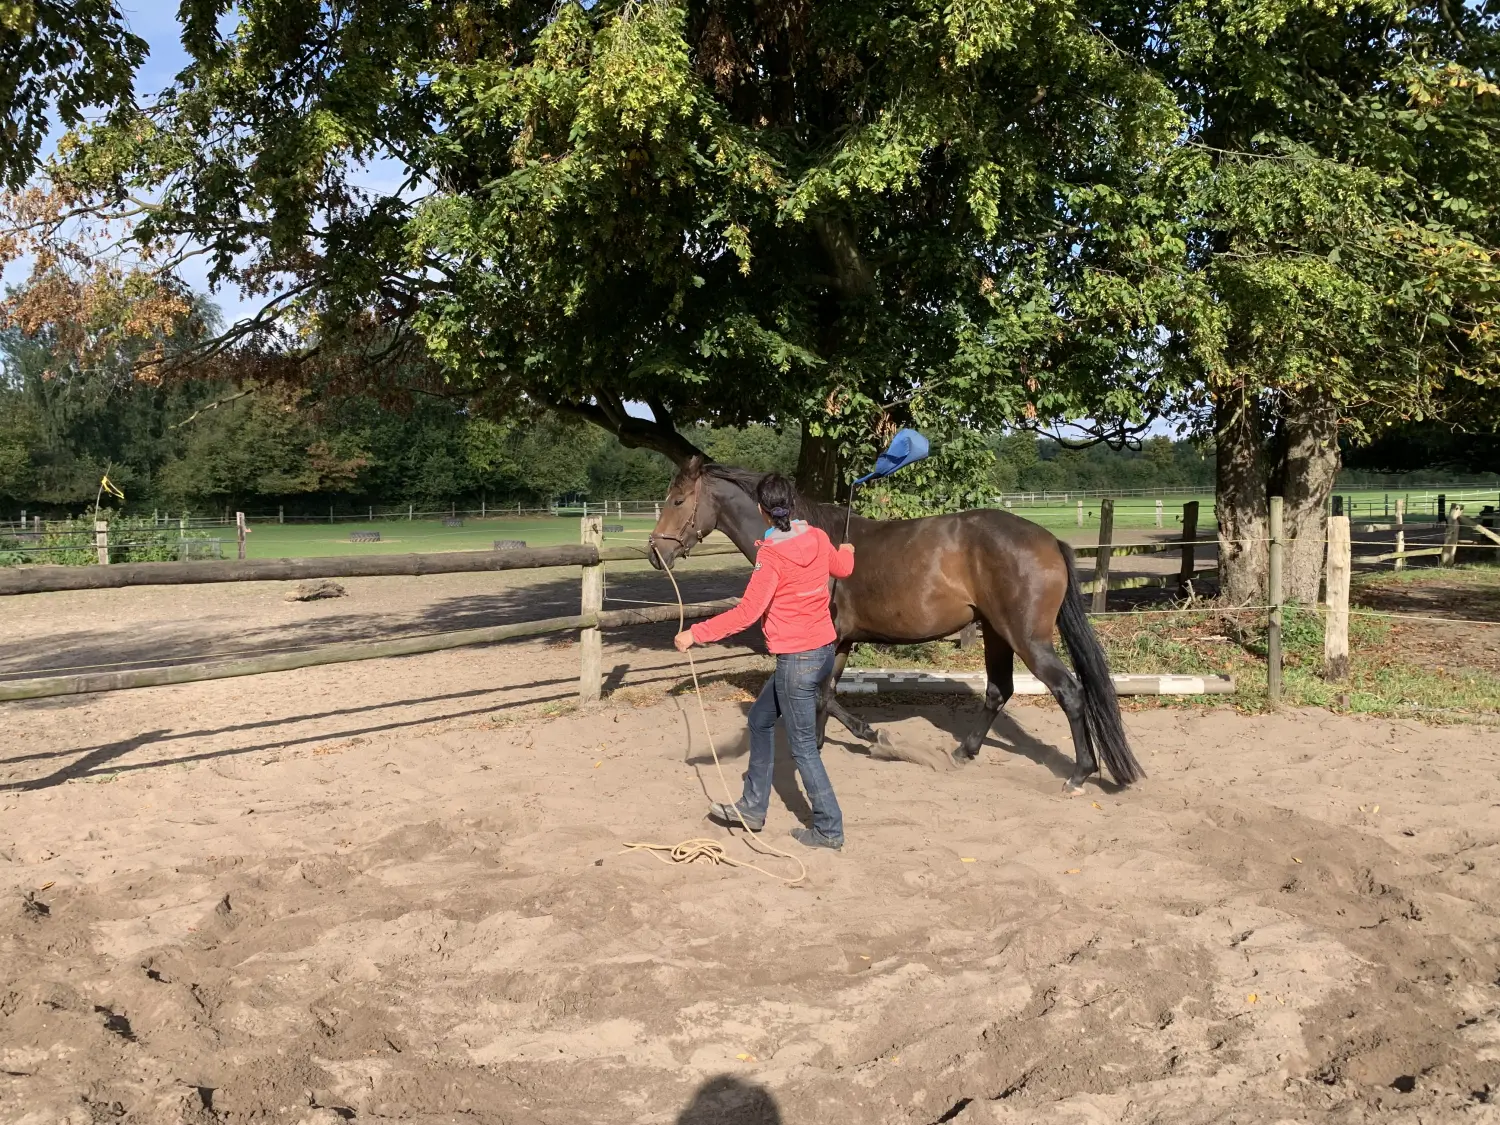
[701,462,843,538]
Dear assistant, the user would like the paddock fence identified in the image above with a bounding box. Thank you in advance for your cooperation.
[1,500,1496,712]
[0,504,1223,706]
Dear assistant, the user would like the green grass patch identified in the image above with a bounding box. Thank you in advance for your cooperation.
[0,517,219,566]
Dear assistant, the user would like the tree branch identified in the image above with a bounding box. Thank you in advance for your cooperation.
[547,395,705,466]
[809,214,876,300]
[1025,413,1162,451]
[170,387,256,429]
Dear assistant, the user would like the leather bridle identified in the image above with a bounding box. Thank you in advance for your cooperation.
[648,470,708,561]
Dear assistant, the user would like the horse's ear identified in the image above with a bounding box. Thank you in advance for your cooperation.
[684,454,705,477]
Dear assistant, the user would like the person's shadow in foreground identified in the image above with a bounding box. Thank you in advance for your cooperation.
[676,1075,783,1125]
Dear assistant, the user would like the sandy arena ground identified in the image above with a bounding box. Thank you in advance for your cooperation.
[1,567,1498,1125]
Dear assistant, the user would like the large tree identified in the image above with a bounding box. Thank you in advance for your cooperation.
[6,0,1497,579]
[1118,0,1500,601]
[8,0,1183,498]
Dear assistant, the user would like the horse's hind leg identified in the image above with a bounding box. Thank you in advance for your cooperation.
[953,621,1013,765]
[818,644,877,747]
[1020,637,1098,793]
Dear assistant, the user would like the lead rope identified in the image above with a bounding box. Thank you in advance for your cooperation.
[620,550,808,886]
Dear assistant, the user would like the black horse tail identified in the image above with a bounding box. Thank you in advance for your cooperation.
[1055,543,1146,786]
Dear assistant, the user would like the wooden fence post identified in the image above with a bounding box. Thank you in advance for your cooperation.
[1441,504,1464,566]
[1323,515,1350,682]
[1437,493,1447,523]
[95,520,110,565]
[1076,499,1083,527]
[1393,498,1405,573]
[579,515,604,703]
[278,505,284,525]
[1155,499,1163,528]
[178,515,188,562]
[236,512,247,561]
[958,622,980,651]
[1092,498,1115,613]
[1178,501,1199,593]
[1267,496,1283,708]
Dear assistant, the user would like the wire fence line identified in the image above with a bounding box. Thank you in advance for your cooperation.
[7,485,1498,533]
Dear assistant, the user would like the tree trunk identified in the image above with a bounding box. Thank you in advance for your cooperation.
[1278,388,1340,605]
[1214,382,1269,604]
[796,429,844,502]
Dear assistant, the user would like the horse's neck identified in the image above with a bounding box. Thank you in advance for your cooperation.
[710,482,766,560]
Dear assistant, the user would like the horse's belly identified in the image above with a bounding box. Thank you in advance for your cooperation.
[843,573,972,642]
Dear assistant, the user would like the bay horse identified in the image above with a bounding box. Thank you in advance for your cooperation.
[647,457,1144,792]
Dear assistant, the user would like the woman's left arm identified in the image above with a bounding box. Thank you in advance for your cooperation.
[828,537,855,578]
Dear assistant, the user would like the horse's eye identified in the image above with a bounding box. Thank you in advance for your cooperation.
[673,498,685,506]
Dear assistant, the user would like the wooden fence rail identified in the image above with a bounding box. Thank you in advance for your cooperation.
[0,529,748,703]
[0,540,742,597]
[0,599,740,703]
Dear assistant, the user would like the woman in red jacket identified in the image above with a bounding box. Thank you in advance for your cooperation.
[674,474,855,850]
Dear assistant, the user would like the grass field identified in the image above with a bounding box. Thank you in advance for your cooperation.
[209,484,1500,559]
[1004,485,1500,537]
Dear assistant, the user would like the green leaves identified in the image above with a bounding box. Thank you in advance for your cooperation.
[0,0,147,189]
[8,0,1495,500]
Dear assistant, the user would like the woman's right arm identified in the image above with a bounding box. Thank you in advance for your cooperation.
[689,558,779,645]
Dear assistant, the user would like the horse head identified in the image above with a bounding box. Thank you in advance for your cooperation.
[648,454,715,569]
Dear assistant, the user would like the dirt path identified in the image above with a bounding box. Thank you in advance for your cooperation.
[2,561,1498,1123]
[3,659,1499,1123]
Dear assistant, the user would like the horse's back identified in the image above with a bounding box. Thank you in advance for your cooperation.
[839,506,1069,643]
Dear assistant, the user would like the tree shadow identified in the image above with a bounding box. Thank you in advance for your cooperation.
[676,1075,783,1125]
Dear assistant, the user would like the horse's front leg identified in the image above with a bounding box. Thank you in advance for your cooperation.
[819,644,877,746]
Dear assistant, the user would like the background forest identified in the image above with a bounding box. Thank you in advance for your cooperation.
[0,330,1224,514]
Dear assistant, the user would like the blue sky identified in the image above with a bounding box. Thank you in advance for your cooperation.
[3,6,412,325]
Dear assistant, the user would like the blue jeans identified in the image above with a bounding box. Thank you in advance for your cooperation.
[740,643,843,842]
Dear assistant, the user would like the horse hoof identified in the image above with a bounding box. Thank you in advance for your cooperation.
[951,747,974,768]
[1061,777,1088,795]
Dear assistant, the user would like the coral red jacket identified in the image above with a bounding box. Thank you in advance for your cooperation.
[690,522,854,654]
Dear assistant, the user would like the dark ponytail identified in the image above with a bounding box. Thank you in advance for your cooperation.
[756,474,796,532]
